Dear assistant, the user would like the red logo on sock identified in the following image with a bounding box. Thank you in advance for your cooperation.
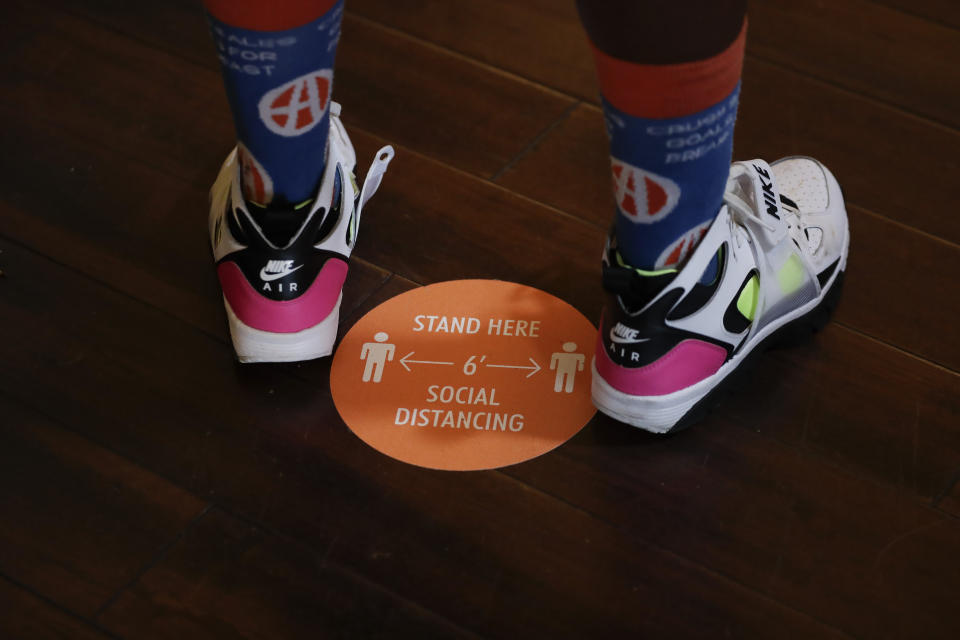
[258,69,333,137]
[611,159,680,224]
[655,219,712,268]
[236,143,274,204]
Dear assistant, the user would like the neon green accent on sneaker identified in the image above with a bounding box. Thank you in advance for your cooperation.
[615,251,677,276]
[777,253,806,295]
[293,198,313,211]
[737,274,759,320]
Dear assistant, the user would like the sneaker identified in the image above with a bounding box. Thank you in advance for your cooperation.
[209,103,394,363]
[592,157,849,433]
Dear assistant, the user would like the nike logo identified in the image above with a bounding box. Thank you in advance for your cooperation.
[752,163,781,220]
[259,259,302,281]
[609,323,650,345]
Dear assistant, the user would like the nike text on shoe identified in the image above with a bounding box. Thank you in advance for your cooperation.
[209,102,394,363]
[592,157,849,433]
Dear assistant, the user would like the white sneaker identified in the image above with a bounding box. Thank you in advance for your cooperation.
[592,157,850,433]
[209,103,394,363]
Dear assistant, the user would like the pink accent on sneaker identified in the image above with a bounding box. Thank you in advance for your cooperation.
[595,330,727,396]
[217,259,347,333]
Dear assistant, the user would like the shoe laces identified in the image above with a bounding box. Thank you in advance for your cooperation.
[722,190,764,259]
[722,179,808,247]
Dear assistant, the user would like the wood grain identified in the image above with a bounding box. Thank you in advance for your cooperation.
[349,0,597,100]
[509,411,960,639]
[749,0,960,127]
[0,399,204,616]
[0,578,112,640]
[868,0,960,29]
[99,509,470,639]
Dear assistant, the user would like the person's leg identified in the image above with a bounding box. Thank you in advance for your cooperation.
[576,0,747,270]
[203,0,344,207]
[204,1,394,363]
[583,2,850,433]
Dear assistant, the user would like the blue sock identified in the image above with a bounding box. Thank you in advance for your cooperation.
[606,85,740,271]
[206,0,344,206]
[582,18,747,272]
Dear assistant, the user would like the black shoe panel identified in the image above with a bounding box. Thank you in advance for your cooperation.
[667,243,727,321]
[218,165,347,302]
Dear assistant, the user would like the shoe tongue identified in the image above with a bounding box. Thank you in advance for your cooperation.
[737,159,784,225]
[603,251,676,310]
[247,198,314,247]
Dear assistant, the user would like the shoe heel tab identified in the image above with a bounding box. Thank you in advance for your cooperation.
[359,146,394,210]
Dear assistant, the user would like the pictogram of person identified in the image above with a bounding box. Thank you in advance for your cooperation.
[360,332,395,383]
[550,342,585,393]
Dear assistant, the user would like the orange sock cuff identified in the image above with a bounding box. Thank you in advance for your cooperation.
[589,20,747,119]
[203,0,339,31]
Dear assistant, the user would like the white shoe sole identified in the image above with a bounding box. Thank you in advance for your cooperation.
[223,295,341,363]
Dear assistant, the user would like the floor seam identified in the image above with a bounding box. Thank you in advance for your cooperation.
[93,504,215,620]
[0,571,125,640]
[490,101,581,182]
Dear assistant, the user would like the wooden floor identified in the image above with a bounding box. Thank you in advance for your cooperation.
[2,1,959,637]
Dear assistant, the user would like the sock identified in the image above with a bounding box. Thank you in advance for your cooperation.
[577,1,747,272]
[204,0,344,207]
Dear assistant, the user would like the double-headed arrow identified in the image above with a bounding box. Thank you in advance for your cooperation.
[398,351,454,372]
[485,357,541,379]
[397,352,542,379]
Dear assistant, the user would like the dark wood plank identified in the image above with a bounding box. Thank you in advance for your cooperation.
[749,0,960,127]
[99,509,470,639]
[337,16,575,178]
[17,1,574,180]
[0,241,849,638]
[349,130,606,317]
[720,325,960,504]
[839,209,960,369]
[494,103,960,370]
[0,398,205,617]
[494,104,610,228]
[0,1,230,186]
[508,413,960,640]
[937,474,960,517]
[868,0,960,29]
[0,578,112,640]
[350,0,597,101]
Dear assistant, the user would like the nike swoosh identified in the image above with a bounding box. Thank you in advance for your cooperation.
[259,264,302,281]
[609,332,650,345]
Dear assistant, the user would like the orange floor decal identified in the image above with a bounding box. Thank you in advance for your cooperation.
[331,280,597,470]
